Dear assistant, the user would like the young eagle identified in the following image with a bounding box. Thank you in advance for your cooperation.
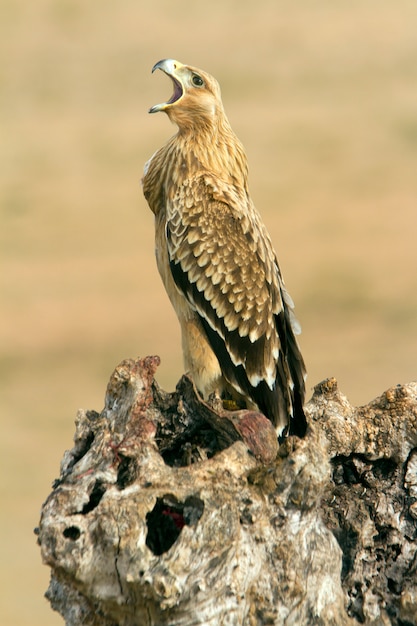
[142,59,307,438]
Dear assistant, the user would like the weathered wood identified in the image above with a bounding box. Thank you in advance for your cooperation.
[37,357,417,625]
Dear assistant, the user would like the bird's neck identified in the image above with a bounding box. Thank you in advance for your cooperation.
[176,114,249,190]
[142,113,249,216]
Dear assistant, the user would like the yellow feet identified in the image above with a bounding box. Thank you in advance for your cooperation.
[222,399,241,412]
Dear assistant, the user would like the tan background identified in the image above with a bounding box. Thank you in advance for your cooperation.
[1,1,416,624]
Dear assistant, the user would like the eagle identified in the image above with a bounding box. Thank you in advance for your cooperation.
[142,59,306,438]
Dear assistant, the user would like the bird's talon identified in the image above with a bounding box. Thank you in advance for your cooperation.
[222,399,240,412]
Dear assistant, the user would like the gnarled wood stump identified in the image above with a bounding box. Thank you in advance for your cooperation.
[37,357,417,625]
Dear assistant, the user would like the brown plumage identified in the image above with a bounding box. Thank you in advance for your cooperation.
[142,59,306,437]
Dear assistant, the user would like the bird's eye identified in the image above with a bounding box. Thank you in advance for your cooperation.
[192,74,204,87]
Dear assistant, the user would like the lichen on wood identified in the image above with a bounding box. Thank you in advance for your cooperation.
[37,357,417,625]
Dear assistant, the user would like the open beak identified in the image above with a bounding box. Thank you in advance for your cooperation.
[149,59,185,114]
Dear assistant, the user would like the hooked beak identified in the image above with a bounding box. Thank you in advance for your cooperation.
[149,59,185,114]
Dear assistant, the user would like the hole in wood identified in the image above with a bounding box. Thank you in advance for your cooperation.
[81,481,106,514]
[63,526,81,540]
[116,455,138,490]
[145,494,204,555]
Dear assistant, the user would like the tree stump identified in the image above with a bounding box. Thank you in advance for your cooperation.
[36,357,417,625]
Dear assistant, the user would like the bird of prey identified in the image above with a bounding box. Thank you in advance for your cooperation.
[142,59,306,438]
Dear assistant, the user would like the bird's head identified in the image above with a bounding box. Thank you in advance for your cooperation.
[149,59,224,131]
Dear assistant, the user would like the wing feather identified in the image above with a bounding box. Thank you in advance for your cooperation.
[166,174,305,434]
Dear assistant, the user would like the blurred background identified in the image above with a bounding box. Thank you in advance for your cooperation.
[1,1,416,623]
